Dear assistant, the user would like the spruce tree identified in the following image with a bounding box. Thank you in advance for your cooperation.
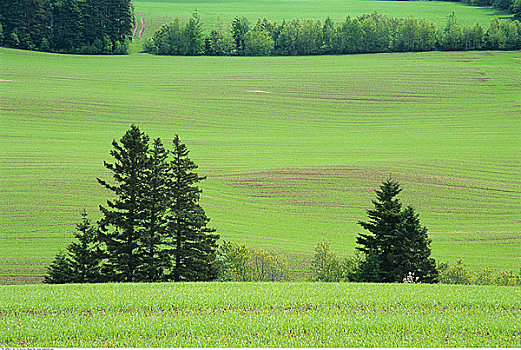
[135,138,170,282]
[44,210,102,284]
[165,135,220,281]
[67,210,102,283]
[44,251,73,284]
[97,124,150,282]
[356,179,438,283]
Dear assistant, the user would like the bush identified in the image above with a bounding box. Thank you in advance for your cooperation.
[438,259,521,286]
[249,248,288,281]
[216,241,289,281]
[216,241,251,281]
[310,241,360,282]
[438,259,472,284]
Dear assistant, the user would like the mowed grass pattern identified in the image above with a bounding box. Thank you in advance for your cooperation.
[0,282,520,347]
[1,48,521,282]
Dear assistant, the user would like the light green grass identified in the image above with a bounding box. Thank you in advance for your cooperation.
[0,282,520,347]
[1,48,520,282]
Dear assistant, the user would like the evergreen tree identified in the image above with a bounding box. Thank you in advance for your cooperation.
[356,179,438,283]
[182,11,205,55]
[44,251,73,284]
[67,210,102,282]
[44,210,102,284]
[165,135,219,281]
[97,124,150,282]
[135,138,170,282]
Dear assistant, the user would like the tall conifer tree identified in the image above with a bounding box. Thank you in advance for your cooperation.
[135,138,170,282]
[166,135,220,281]
[97,125,150,282]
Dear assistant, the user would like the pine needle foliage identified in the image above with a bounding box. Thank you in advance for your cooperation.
[97,125,151,282]
[165,135,220,281]
[356,179,438,283]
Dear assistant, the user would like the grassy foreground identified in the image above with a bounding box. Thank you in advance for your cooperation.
[1,48,521,283]
[0,282,520,347]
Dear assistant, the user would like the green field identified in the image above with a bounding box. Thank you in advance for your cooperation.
[1,46,520,283]
[132,0,512,36]
[0,282,520,347]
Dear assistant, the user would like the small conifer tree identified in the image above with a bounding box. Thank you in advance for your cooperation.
[356,179,438,283]
[67,210,102,283]
[44,211,102,284]
[44,252,73,284]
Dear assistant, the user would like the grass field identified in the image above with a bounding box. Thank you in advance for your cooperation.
[132,0,513,37]
[1,47,520,283]
[0,282,520,347]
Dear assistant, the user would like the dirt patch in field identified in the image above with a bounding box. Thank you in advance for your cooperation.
[247,90,272,94]
[223,166,520,209]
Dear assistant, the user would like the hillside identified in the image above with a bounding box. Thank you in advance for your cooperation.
[1,46,520,283]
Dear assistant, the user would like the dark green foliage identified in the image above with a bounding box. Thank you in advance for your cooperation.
[44,251,73,284]
[46,126,219,284]
[0,0,133,54]
[135,138,170,282]
[356,180,438,283]
[205,25,235,56]
[145,12,521,56]
[146,14,205,55]
[97,125,151,282]
[67,210,102,283]
[165,135,220,282]
[183,12,205,55]
[44,210,102,284]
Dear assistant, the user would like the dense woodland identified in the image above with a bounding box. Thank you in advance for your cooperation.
[144,12,521,56]
[0,0,133,54]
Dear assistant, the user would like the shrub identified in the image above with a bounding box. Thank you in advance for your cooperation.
[310,241,360,282]
[438,259,472,284]
[216,241,289,282]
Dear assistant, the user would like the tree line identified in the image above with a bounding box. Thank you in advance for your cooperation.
[0,0,133,54]
[46,125,219,283]
[143,12,521,56]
